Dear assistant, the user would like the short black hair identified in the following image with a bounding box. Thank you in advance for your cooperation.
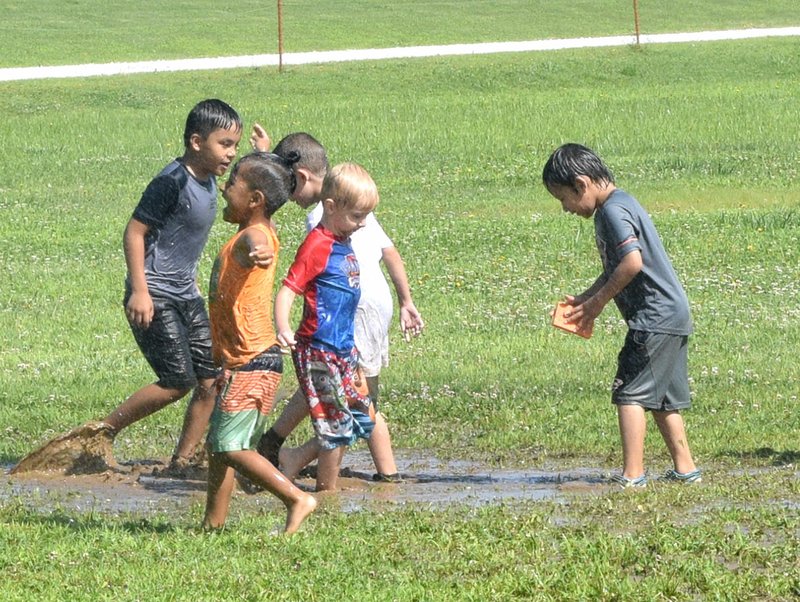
[542,143,615,188]
[273,132,329,178]
[183,99,242,147]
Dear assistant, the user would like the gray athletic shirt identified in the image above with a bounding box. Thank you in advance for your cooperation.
[126,159,217,301]
[594,189,692,335]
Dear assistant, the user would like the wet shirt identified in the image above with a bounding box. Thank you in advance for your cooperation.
[208,223,280,369]
[127,159,217,301]
[306,203,393,309]
[594,189,692,335]
[283,225,361,355]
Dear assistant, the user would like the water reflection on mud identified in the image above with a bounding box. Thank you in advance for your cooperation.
[1,451,615,518]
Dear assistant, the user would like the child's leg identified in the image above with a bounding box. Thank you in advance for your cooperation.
[173,297,218,461]
[617,404,647,478]
[289,344,360,491]
[369,413,397,477]
[173,377,217,462]
[203,451,235,529]
[272,388,309,439]
[257,387,309,464]
[225,450,316,534]
[652,410,697,474]
[103,383,190,433]
[364,375,398,477]
[316,445,346,491]
[279,437,323,482]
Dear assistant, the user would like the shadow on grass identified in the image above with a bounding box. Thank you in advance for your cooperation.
[717,447,800,466]
[1,455,20,467]
[2,507,180,534]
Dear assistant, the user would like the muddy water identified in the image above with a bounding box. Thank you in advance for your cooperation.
[1,451,611,518]
[9,421,117,475]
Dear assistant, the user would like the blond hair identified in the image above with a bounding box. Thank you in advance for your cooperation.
[321,162,379,211]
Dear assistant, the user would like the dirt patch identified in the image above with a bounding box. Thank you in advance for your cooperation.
[2,450,612,518]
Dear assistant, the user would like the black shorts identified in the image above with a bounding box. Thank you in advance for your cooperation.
[125,294,218,390]
[611,330,691,411]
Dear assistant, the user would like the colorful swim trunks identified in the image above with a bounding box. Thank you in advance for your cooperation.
[207,346,283,453]
[292,342,375,449]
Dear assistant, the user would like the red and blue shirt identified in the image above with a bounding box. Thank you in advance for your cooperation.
[283,225,361,355]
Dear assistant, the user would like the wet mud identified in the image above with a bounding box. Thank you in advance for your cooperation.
[1,450,613,518]
[10,421,117,475]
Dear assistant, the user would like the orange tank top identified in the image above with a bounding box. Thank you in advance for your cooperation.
[209,223,279,369]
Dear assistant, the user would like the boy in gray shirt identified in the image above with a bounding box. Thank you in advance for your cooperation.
[542,143,701,487]
[112,99,244,468]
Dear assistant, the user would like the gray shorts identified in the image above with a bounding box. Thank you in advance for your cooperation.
[612,330,691,411]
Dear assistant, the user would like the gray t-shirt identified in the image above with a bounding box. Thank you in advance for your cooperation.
[126,159,217,301]
[594,189,692,335]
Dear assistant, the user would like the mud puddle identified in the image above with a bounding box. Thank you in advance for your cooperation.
[1,451,612,518]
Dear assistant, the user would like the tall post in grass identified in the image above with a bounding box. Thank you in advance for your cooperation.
[277,0,284,72]
[633,0,641,46]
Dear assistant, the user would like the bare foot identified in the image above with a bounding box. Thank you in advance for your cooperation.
[283,494,317,534]
[201,519,225,531]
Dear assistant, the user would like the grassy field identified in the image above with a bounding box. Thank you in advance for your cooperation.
[1,2,799,600]
[1,0,799,67]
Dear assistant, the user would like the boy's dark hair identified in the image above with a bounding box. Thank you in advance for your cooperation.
[542,143,615,188]
[273,132,329,178]
[183,99,242,147]
[229,152,298,217]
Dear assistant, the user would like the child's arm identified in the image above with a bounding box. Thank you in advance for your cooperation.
[274,285,298,348]
[234,227,269,268]
[250,123,270,152]
[567,250,643,331]
[123,218,154,328]
[567,275,607,307]
[243,128,275,266]
[249,247,275,267]
[382,246,424,341]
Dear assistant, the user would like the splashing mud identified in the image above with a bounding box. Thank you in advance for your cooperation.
[10,421,117,475]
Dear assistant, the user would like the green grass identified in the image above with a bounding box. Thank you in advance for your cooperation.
[2,478,799,601]
[1,0,798,67]
[2,38,798,461]
[1,3,800,600]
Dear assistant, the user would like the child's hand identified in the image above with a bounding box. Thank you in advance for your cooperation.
[277,329,297,350]
[399,304,424,342]
[551,295,577,318]
[564,294,589,307]
[563,296,598,333]
[249,244,275,268]
[125,291,154,328]
[250,123,270,152]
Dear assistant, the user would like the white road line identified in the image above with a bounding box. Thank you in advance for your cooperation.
[1,27,798,83]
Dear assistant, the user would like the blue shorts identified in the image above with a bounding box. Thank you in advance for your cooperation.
[612,330,691,411]
[125,294,218,390]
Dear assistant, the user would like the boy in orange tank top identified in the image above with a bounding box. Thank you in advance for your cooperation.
[203,152,316,534]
